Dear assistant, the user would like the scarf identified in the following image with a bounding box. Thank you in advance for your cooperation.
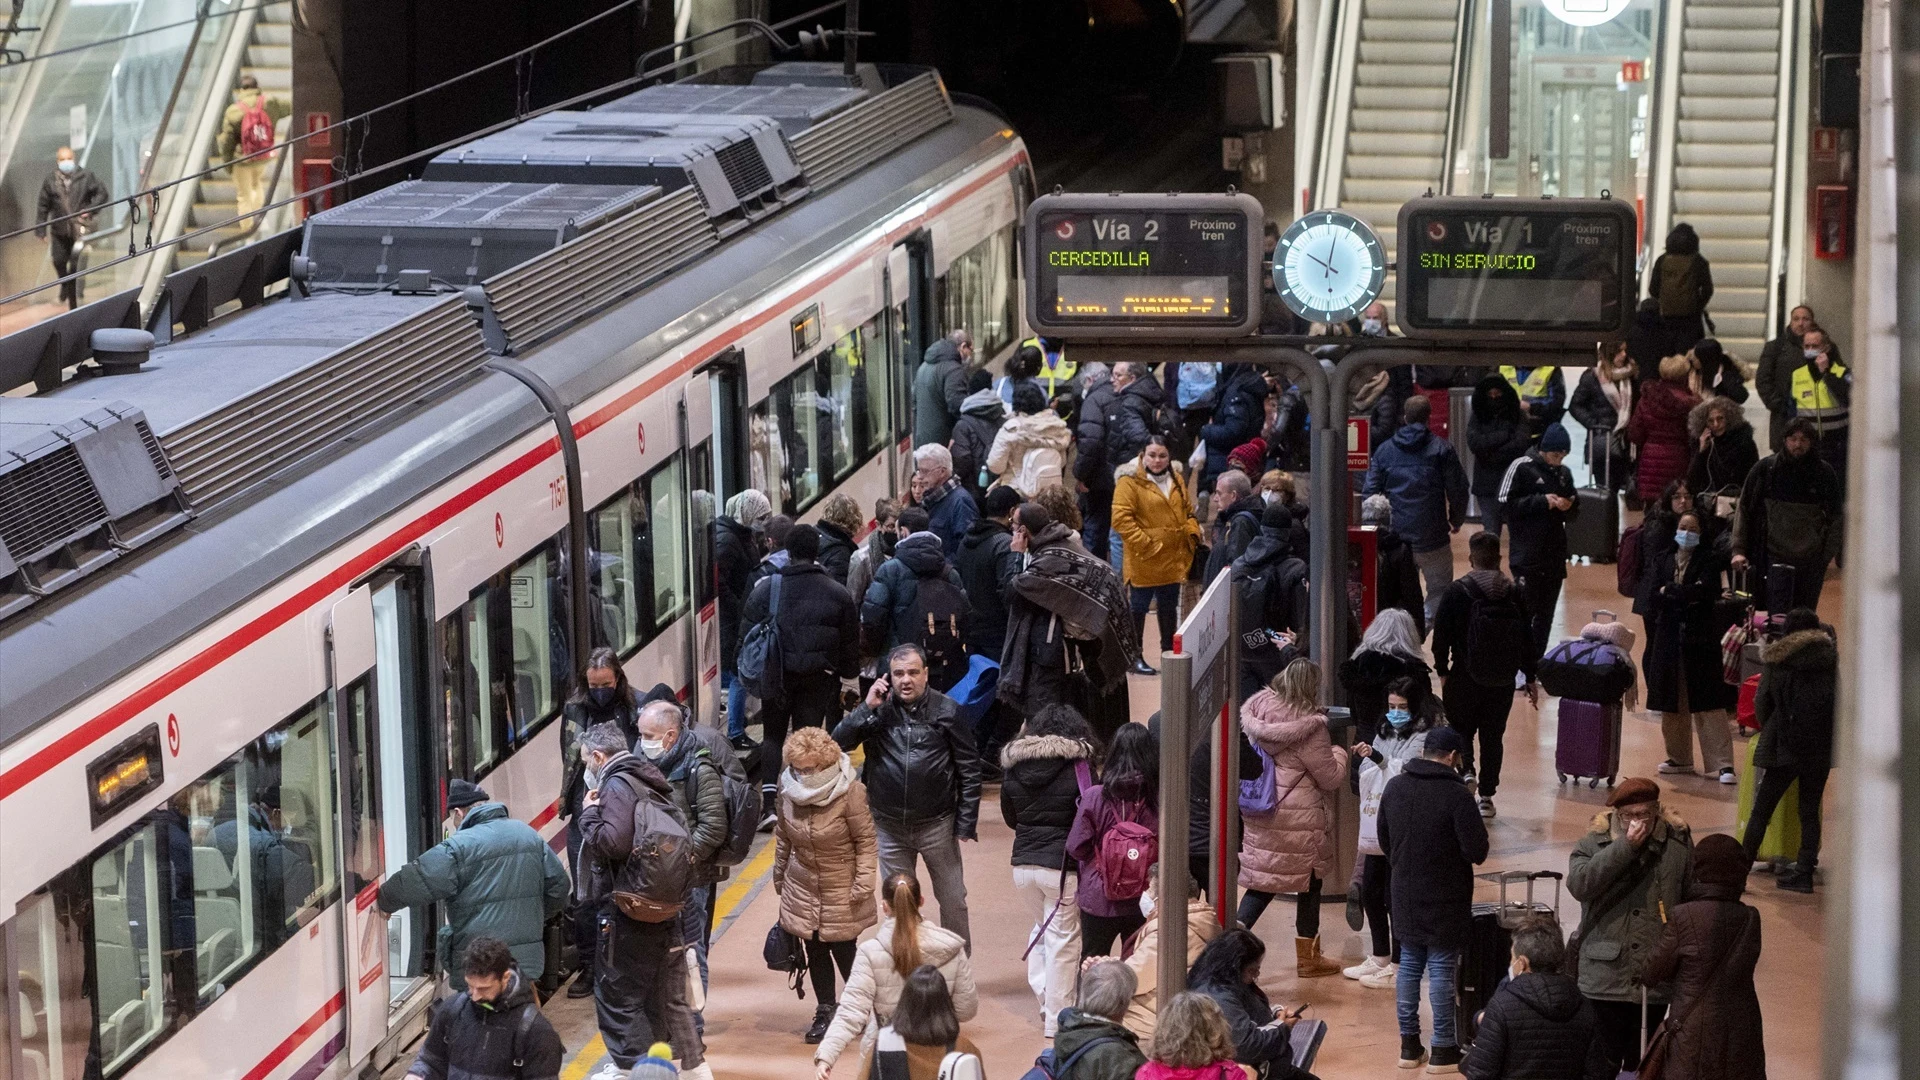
[780,753,855,806]
[1598,367,1633,430]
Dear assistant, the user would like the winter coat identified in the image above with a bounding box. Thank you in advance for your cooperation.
[814,918,978,1066]
[922,477,979,559]
[988,409,1074,497]
[1571,363,1637,484]
[773,756,879,942]
[715,515,761,671]
[379,803,569,990]
[1121,897,1220,1054]
[859,1034,987,1080]
[1199,364,1268,486]
[1732,449,1844,566]
[218,87,292,161]
[405,970,563,1080]
[1629,377,1701,503]
[1697,354,1750,404]
[1686,399,1760,496]
[1468,375,1535,497]
[1204,494,1266,584]
[1065,777,1157,918]
[573,752,680,908]
[34,167,110,241]
[862,531,968,654]
[832,689,982,837]
[1651,249,1714,318]
[1112,459,1201,588]
[1462,971,1612,1080]
[955,516,1021,659]
[1189,976,1299,1073]
[998,734,1093,870]
[745,561,860,677]
[1500,450,1578,579]
[1640,545,1738,715]
[1752,628,1837,772]
[950,387,1007,497]
[1238,691,1349,895]
[1504,366,1568,438]
[1639,886,1766,1080]
[1074,374,1120,490]
[1432,569,1537,683]
[558,686,641,816]
[912,339,970,447]
[1373,531,1427,638]
[1051,1008,1148,1080]
[1337,650,1433,737]
[1567,806,1694,1002]
[1232,528,1308,695]
[1363,422,1470,554]
[847,529,894,627]
[999,523,1140,720]
[1104,374,1168,471]
[1378,758,1490,947]
[818,521,858,586]
[652,733,731,885]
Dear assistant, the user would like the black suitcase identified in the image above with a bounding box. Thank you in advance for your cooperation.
[1766,562,1797,624]
[1459,871,1563,1046]
[1567,442,1620,563]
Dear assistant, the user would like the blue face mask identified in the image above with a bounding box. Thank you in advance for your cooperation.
[1675,529,1700,551]
[1386,709,1412,728]
[588,686,617,708]
[57,159,74,174]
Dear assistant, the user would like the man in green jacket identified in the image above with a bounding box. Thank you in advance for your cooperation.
[1566,778,1693,1075]
[380,779,570,992]
[637,700,730,1023]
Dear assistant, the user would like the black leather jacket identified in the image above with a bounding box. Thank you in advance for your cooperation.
[832,689,981,838]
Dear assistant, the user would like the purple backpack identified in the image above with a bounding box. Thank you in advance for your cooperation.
[1239,742,1278,813]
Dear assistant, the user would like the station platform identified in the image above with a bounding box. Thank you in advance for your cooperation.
[388,535,1835,1080]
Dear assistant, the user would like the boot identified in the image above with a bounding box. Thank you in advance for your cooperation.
[1399,1034,1428,1069]
[805,1001,838,1044]
[1295,937,1342,978]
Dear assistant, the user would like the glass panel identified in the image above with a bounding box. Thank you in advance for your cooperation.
[258,700,336,934]
[689,444,716,610]
[182,761,257,996]
[490,545,565,741]
[939,228,1017,359]
[782,372,824,510]
[10,890,88,1080]
[338,678,382,894]
[590,495,643,653]
[647,456,689,633]
[90,826,164,1072]
[821,333,859,480]
[750,402,785,508]
[860,314,890,459]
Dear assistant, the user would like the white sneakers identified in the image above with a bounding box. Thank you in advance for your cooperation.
[1343,954,1392,980]
[1359,966,1398,990]
[589,1064,625,1080]
[1657,760,1694,775]
[1718,768,1737,785]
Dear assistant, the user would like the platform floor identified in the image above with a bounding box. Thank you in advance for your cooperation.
[393,537,1837,1080]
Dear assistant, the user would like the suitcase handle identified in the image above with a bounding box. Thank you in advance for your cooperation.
[1476,869,1564,918]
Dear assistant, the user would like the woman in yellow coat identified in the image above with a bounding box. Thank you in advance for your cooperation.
[1111,436,1201,674]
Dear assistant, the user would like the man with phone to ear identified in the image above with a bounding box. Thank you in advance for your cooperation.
[832,644,982,949]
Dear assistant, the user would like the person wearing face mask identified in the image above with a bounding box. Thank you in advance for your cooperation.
[1498,423,1580,659]
[407,937,564,1080]
[378,779,570,996]
[1364,394,1470,621]
[1497,364,1567,445]
[1755,305,1843,450]
[1643,510,1740,784]
[636,701,729,1028]
[716,489,775,749]
[1460,917,1611,1080]
[558,649,641,994]
[1347,676,1442,990]
[847,498,901,646]
[1112,437,1202,672]
[745,524,861,816]
[1787,327,1851,492]
[34,146,110,308]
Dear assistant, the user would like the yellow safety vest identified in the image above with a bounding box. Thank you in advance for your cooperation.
[1023,336,1077,396]
[1790,360,1849,432]
[1500,365,1558,403]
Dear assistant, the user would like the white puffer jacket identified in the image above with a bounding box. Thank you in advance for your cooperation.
[812,918,978,1067]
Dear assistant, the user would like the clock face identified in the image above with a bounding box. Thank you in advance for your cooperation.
[1274,211,1387,323]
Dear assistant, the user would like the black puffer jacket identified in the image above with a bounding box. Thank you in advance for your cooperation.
[817,521,857,586]
[955,517,1021,659]
[1753,628,1837,772]
[559,687,640,817]
[997,734,1092,869]
[1104,374,1166,471]
[406,969,564,1080]
[861,531,967,652]
[832,689,982,837]
[715,516,760,671]
[1463,971,1612,1080]
[1205,494,1266,583]
[744,561,859,678]
[1501,450,1578,579]
[1337,649,1433,734]
[1074,374,1118,489]
[1468,374,1534,497]
[1374,530,1427,638]
[1199,365,1268,486]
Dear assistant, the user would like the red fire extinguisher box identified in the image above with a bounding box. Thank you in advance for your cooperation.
[1812,184,1850,260]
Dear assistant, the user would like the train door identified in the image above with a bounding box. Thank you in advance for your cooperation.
[327,585,387,1069]
[367,572,435,1020]
[683,371,720,729]
[886,232,932,488]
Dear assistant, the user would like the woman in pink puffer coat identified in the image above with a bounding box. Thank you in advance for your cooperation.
[1237,658,1350,978]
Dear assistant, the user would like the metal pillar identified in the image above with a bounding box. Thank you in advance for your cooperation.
[1156,648,1193,1008]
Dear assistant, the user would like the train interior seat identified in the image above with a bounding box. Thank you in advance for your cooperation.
[191,847,242,985]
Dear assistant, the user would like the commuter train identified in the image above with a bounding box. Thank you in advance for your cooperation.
[0,63,1027,1080]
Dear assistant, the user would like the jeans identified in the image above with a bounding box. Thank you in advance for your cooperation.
[805,934,858,1004]
[1130,582,1181,656]
[724,670,748,740]
[1412,545,1455,625]
[596,910,705,1068]
[1514,571,1565,660]
[49,233,80,307]
[1395,942,1459,1047]
[759,673,840,797]
[1079,907,1145,959]
[1742,762,1831,870]
[1442,676,1515,798]
[1012,866,1081,1035]
[875,815,971,947]
[1361,854,1393,958]
[1236,875,1322,938]
[679,885,712,1034]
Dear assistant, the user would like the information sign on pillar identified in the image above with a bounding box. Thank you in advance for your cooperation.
[1346,417,1370,471]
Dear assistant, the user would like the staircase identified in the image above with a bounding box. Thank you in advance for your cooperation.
[1667,0,1782,357]
[1336,0,1460,301]
[177,4,293,269]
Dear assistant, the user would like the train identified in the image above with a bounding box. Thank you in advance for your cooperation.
[0,62,1028,1080]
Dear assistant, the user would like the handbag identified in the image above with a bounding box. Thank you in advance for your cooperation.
[763,922,808,998]
[1638,906,1754,1080]
[1718,567,1756,685]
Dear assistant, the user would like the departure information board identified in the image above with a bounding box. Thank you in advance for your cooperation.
[1025,192,1263,338]
[1395,197,1636,341]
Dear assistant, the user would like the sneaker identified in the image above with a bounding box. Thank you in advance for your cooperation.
[805,1002,837,1044]
[1478,797,1496,819]
[1359,966,1398,990]
[729,733,760,753]
[1717,768,1737,785]
[590,1064,626,1080]
[1657,760,1695,775]
[1399,1035,1427,1069]
[566,973,594,998]
[1342,955,1390,980]
[1776,868,1815,894]
[1426,1044,1463,1074]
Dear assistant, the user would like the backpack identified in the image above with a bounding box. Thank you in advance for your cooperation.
[1536,638,1636,704]
[1096,799,1156,902]
[737,574,785,699]
[696,747,760,868]
[1615,525,1643,597]
[1012,446,1064,496]
[909,575,970,688]
[1463,579,1531,689]
[238,96,274,157]
[610,780,694,923]
[1656,253,1703,316]
[1233,555,1307,685]
[938,1051,986,1080]
[1018,1034,1124,1080]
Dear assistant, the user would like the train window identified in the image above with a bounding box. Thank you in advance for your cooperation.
[939,226,1017,360]
[590,491,644,654]
[437,599,503,778]
[89,826,165,1072]
[181,763,261,996]
[689,444,716,610]
[262,700,336,934]
[771,372,823,511]
[488,542,569,742]
[860,314,891,458]
[646,455,690,633]
[820,335,858,482]
[6,890,88,1080]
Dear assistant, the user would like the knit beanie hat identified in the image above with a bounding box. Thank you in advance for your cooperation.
[1540,424,1572,454]
[627,1043,679,1079]
[1228,437,1268,475]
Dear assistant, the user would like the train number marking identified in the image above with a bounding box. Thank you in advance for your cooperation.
[166,714,180,757]
[549,477,565,510]
[494,513,504,548]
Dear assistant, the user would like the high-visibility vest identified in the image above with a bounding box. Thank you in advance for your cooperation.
[1023,336,1077,396]
[1790,359,1850,433]
[1500,365,1558,404]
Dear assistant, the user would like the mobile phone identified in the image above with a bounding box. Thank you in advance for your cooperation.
[1291,1003,1310,1017]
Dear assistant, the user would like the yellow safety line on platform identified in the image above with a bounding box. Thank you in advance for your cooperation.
[558,838,780,1080]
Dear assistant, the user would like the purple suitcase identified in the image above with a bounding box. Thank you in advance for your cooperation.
[1555,698,1621,789]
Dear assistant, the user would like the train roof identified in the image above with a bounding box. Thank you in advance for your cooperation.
[0,65,1021,746]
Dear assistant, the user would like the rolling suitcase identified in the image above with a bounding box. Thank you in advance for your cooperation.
[1735,739,1801,864]
[1459,871,1563,1046]
[1555,697,1622,788]
[1567,443,1619,563]
[1766,562,1797,627]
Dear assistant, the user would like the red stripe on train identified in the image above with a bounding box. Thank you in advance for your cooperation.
[243,991,344,1080]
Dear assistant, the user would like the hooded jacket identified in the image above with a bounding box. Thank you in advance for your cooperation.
[1639,885,1766,1080]
[921,475,979,558]
[1629,375,1701,503]
[1568,806,1694,1002]
[1651,226,1714,318]
[574,752,681,909]
[1204,494,1267,583]
[847,527,895,624]
[950,387,1006,495]
[832,688,981,837]
[714,515,761,670]
[1378,758,1490,947]
[1462,971,1613,1080]
[745,560,860,677]
[1065,772,1158,918]
[999,523,1140,707]
[1753,628,1837,772]
[816,520,858,586]
[998,734,1093,869]
[861,531,967,653]
[773,755,878,942]
[1732,447,1844,565]
[1074,371,1119,488]
[911,338,970,446]
[988,407,1074,496]
[1238,691,1349,894]
[380,803,570,990]
[1051,1008,1148,1080]
[218,87,292,161]
[1432,569,1536,682]
[1232,526,1309,695]
[1686,397,1761,496]
[1337,649,1433,736]
[1104,373,1168,470]
[1756,332,1845,446]
[813,917,977,1067]
[1112,456,1201,588]
[1363,421,1470,553]
[1199,364,1268,485]
[1467,374,1534,497]
[1500,449,1579,578]
[954,516,1021,659]
[1121,897,1221,1054]
[406,969,564,1080]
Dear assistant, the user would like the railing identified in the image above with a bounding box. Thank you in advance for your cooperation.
[1439,0,1477,194]
[1313,0,1367,210]
[1762,0,1803,338]
[1294,0,1344,213]
[1641,0,1686,274]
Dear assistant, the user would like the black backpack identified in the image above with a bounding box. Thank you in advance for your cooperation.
[910,574,970,690]
[1464,578,1531,688]
[737,574,785,699]
[1234,555,1307,684]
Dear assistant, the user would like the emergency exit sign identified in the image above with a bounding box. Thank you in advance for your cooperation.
[1347,417,1370,470]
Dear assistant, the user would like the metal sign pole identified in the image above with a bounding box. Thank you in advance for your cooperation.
[1212,581,1242,925]
[1157,647,1193,1008]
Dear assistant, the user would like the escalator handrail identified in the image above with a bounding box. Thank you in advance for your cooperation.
[1439,0,1476,195]
[1761,0,1800,337]
[1641,0,1686,276]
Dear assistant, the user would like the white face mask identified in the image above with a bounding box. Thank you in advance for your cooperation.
[1262,490,1281,506]
[1138,889,1156,919]
[1803,348,1822,360]
[639,737,668,760]
[1360,317,1384,336]
[584,760,604,792]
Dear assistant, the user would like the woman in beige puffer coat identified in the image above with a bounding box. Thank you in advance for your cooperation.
[813,874,977,1076]
[774,727,878,1043]
[1236,659,1349,977]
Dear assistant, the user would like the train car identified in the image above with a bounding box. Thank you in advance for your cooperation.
[0,63,1028,1080]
